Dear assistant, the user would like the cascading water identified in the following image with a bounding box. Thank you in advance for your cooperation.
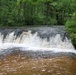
[0,31,73,49]
[0,26,76,55]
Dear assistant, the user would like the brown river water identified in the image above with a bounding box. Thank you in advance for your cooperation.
[0,54,76,75]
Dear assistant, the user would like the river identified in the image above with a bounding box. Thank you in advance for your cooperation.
[0,26,76,75]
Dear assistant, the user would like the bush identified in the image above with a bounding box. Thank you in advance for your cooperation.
[65,11,76,48]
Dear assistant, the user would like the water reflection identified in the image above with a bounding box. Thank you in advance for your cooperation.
[0,54,76,75]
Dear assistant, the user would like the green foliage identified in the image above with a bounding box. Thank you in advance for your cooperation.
[0,0,76,26]
[66,11,76,46]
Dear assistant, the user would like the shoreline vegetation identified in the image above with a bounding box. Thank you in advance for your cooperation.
[0,0,76,48]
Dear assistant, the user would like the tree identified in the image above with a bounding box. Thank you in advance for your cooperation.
[0,0,76,26]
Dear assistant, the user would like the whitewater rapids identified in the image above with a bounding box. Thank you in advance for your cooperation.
[0,27,76,55]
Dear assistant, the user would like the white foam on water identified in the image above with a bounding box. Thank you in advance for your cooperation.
[0,30,75,54]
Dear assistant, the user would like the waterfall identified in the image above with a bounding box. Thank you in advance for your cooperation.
[0,27,76,55]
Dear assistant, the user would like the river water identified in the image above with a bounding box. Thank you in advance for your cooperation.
[0,54,76,75]
[0,27,76,75]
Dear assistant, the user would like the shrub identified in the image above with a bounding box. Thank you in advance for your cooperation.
[65,11,76,48]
